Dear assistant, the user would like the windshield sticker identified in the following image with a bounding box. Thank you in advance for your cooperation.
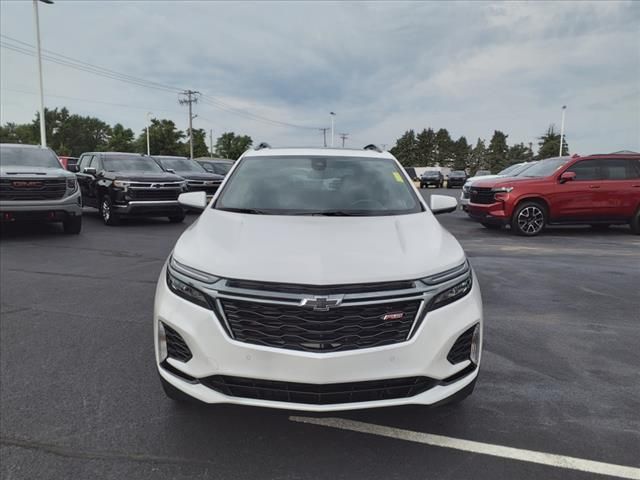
[393,172,404,183]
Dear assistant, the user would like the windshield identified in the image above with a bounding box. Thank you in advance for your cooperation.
[475,170,491,176]
[211,163,231,175]
[450,171,466,177]
[0,146,61,169]
[103,155,164,172]
[520,157,569,178]
[157,157,206,172]
[423,171,439,177]
[215,155,423,216]
[497,164,522,176]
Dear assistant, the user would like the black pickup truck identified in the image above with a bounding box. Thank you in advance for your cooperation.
[152,156,223,197]
[73,152,187,226]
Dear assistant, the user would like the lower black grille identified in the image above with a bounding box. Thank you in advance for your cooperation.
[129,188,181,201]
[0,179,66,201]
[220,299,421,353]
[200,375,436,405]
[447,325,476,364]
[469,187,495,204]
[163,323,192,362]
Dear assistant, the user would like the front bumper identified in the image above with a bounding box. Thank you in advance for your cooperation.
[0,190,82,221]
[154,267,483,411]
[113,200,184,216]
[467,203,510,225]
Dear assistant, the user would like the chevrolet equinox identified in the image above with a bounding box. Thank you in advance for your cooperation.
[154,145,483,411]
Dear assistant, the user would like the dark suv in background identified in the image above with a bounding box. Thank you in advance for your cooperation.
[73,152,187,225]
[153,156,223,197]
[420,170,444,188]
[447,170,468,188]
[467,153,640,235]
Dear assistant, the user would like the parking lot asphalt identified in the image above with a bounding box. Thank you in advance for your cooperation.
[1,188,639,480]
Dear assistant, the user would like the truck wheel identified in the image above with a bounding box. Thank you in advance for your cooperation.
[168,214,185,223]
[630,208,640,235]
[63,216,82,234]
[511,201,546,236]
[100,197,120,226]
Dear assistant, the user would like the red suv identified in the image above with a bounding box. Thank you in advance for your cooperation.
[467,153,640,236]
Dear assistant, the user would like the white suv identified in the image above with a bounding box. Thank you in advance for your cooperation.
[154,146,483,411]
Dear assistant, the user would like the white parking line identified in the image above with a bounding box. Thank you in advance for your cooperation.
[289,416,640,480]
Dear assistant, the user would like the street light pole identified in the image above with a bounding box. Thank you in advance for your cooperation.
[33,0,53,147]
[559,105,567,157]
[146,112,152,155]
[330,112,336,147]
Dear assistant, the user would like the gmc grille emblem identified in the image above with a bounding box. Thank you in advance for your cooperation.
[12,181,43,188]
[300,295,343,311]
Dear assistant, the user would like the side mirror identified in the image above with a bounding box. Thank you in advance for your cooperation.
[166,168,176,174]
[430,194,458,215]
[83,167,97,175]
[68,164,79,173]
[559,171,576,183]
[178,191,207,211]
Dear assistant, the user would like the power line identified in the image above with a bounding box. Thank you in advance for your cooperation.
[1,35,327,132]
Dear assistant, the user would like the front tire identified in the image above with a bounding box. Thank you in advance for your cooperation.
[168,214,186,223]
[100,196,120,226]
[511,201,546,236]
[630,208,640,235]
[62,216,82,234]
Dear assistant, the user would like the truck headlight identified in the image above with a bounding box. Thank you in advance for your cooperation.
[113,180,131,188]
[66,178,78,191]
[491,186,513,193]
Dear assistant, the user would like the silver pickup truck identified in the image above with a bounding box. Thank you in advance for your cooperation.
[0,144,82,234]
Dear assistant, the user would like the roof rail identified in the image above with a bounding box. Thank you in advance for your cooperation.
[363,144,382,152]
[255,142,271,150]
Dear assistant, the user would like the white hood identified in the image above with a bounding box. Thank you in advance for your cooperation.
[172,209,465,285]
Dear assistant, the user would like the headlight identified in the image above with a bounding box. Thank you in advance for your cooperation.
[113,180,130,188]
[166,256,218,309]
[491,186,513,193]
[430,275,472,310]
[421,260,473,310]
[66,178,77,191]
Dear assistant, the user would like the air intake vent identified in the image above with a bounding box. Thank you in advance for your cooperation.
[163,323,192,362]
[447,326,476,364]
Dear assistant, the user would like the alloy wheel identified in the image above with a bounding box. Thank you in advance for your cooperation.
[102,199,111,222]
[517,205,544,234]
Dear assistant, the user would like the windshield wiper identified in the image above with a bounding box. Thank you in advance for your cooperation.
[290,210,375,216]
[216,207,273,215]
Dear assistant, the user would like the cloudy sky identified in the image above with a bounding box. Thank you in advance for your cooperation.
[1,1,638,154]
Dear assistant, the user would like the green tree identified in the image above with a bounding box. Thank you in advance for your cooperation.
[415,128,436,166]
[137,119,184,156]
[434,128,453,167]
[451,136,471,171]
[485,130,509,172]
[107,123,135,152]
[214,132,253,160]
[389,129,417,166]
[537,125,568,159]
[508,142,534,164]
[0,122,35,144]
[468,138,487,174]
[183,128,209,158]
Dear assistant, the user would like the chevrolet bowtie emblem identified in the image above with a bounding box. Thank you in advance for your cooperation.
[299,295,343,311]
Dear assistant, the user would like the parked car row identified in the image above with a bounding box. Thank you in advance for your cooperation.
[0,144,235,231]
[465,153,640,236]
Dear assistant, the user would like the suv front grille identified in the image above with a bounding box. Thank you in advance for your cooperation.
[0,178,67,201]
[200,375,436,405]
[225,279,415,295]
[129,188,181,201]
[469,186,495,204]
[220,298,421,353]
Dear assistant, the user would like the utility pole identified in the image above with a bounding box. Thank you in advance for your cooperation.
[210,129,214,158]
[330,112,336,147]
[339,133,349,148]
[559,105,567,157]
[179,90,200,159]
[146,112,152,156]
[319,128,329,147]
[33,0,54,147]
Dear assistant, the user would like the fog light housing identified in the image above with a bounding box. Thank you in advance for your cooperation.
[157,321,168,363]
[470,324,481,365]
